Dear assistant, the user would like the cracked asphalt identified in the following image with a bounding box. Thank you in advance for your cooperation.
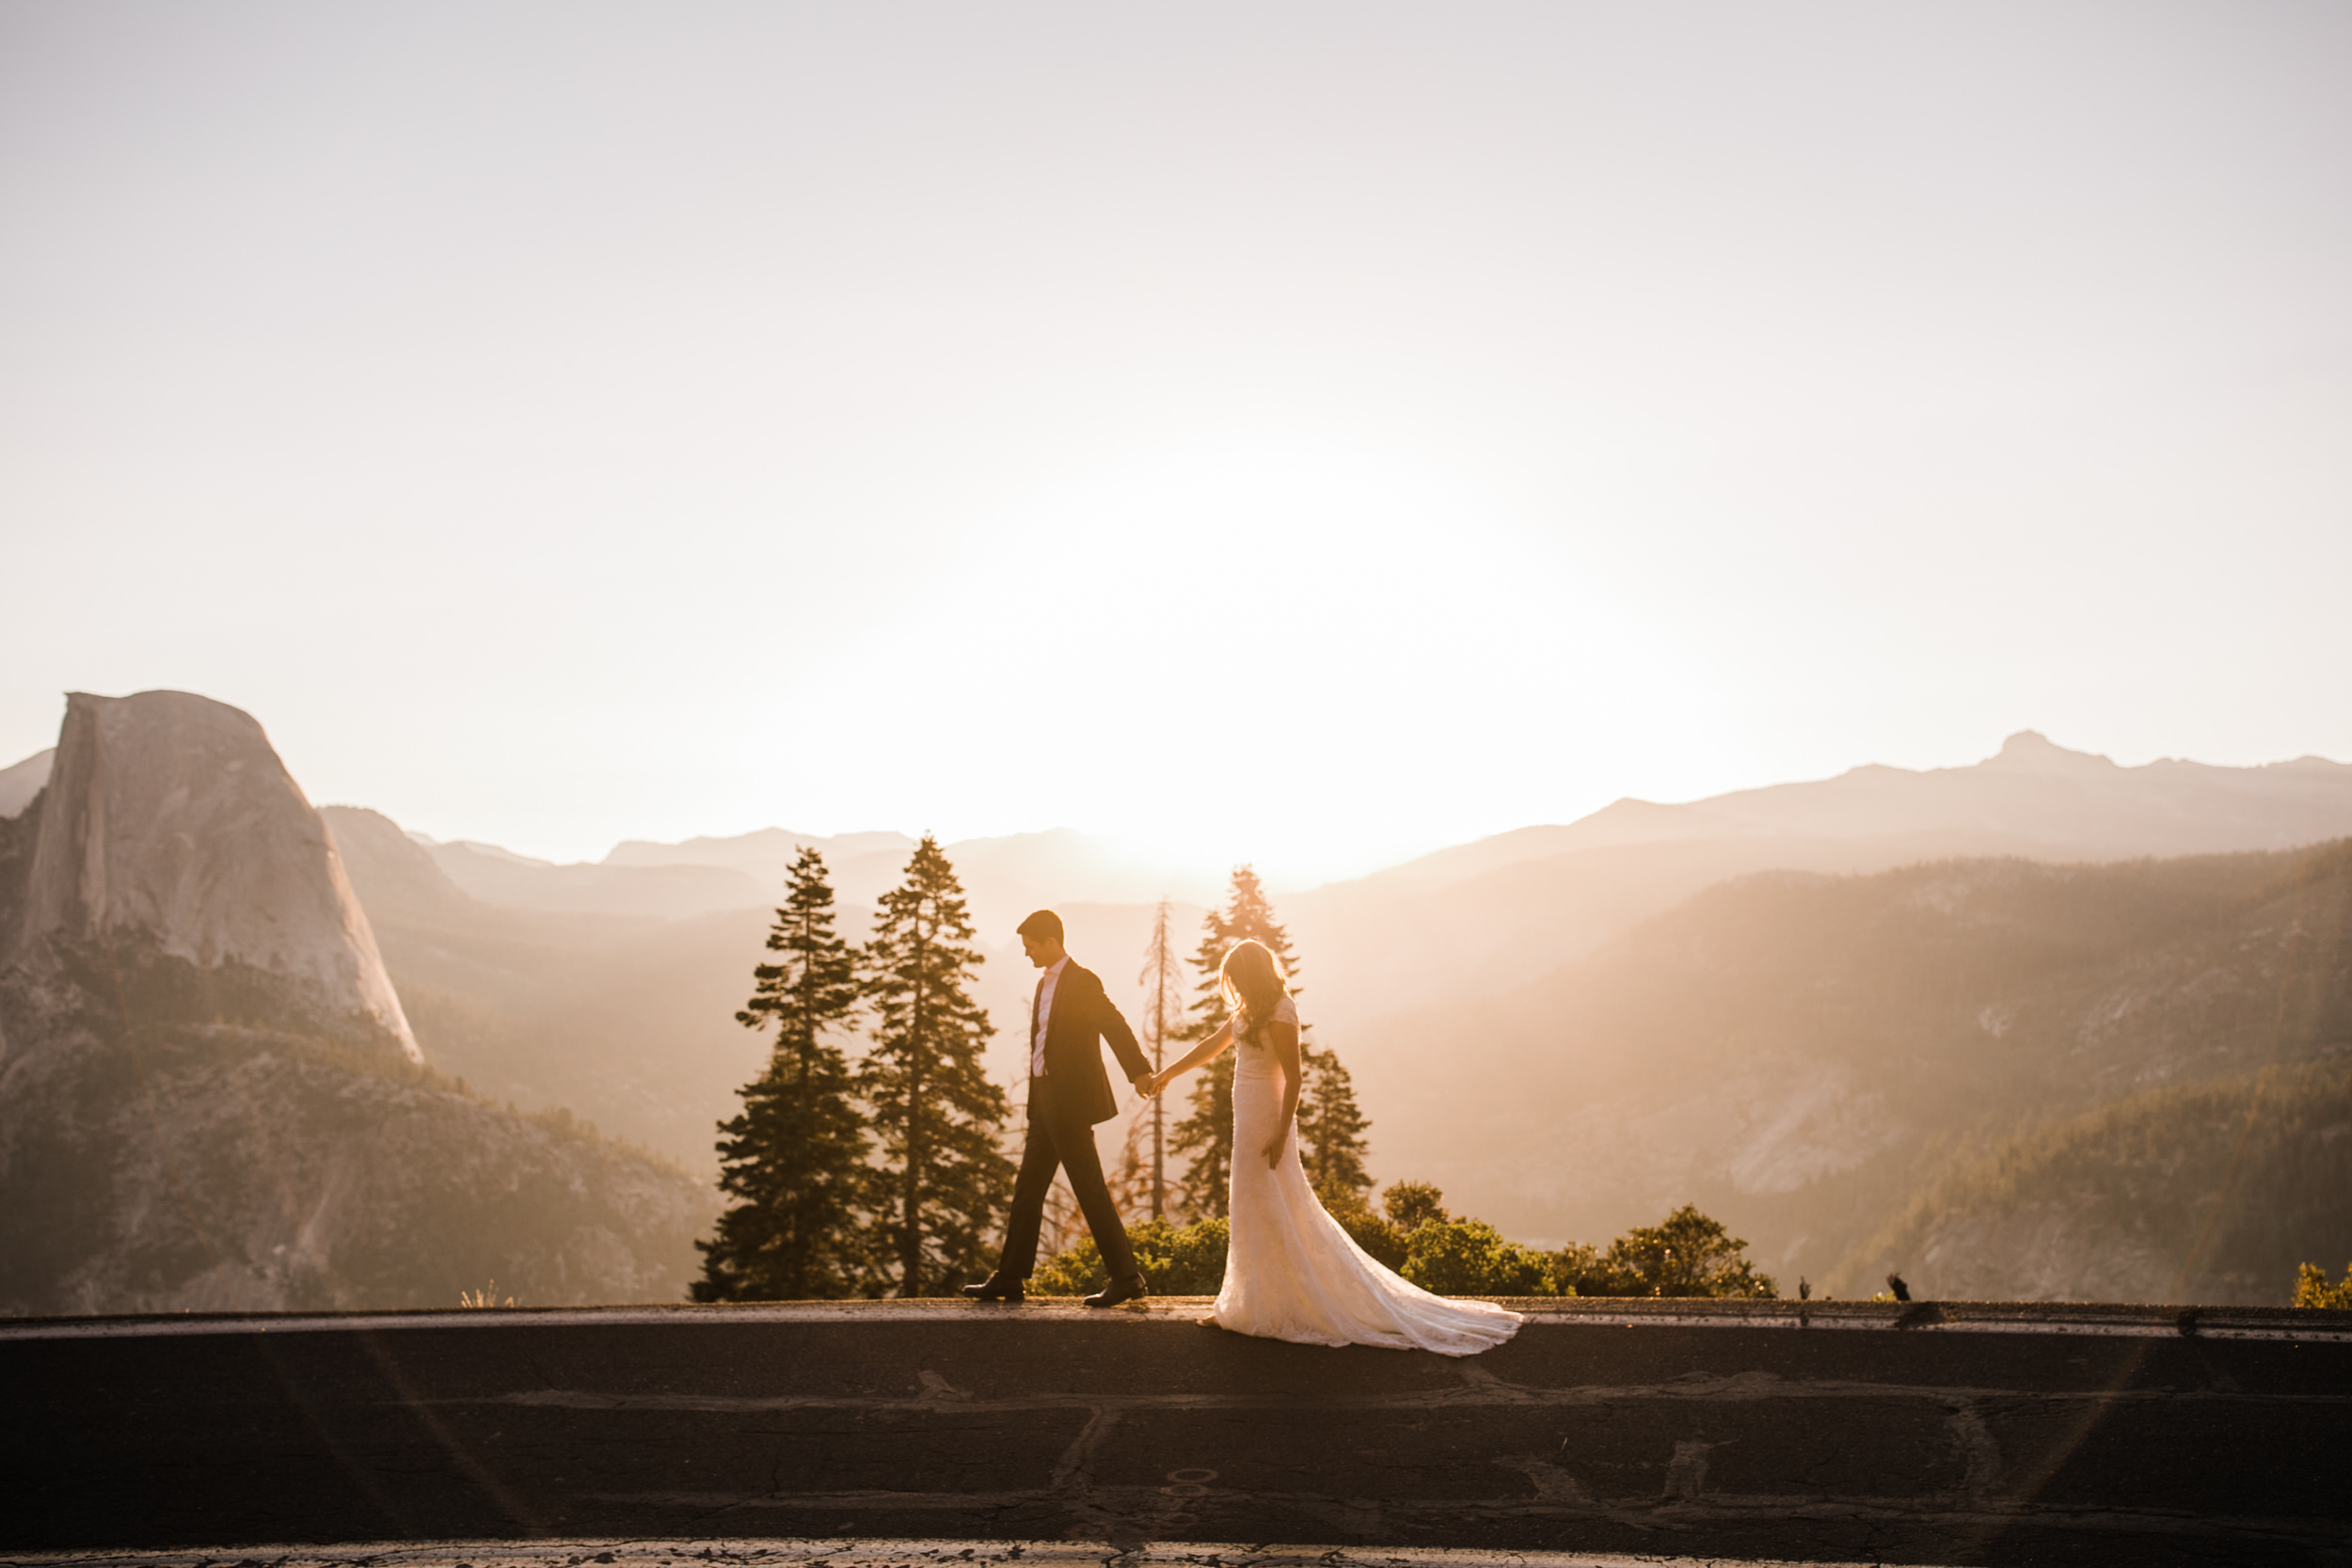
[3,1299,2346,1566]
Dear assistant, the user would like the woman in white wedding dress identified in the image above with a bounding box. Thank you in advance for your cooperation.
[1140,941,1520,1356]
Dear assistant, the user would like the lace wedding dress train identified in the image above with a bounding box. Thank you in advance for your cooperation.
[1206,996,1521,1355]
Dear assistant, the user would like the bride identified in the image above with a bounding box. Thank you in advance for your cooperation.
[1140,940,1520,1356]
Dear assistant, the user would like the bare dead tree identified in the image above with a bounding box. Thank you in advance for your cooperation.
[1138,896,1182,1220]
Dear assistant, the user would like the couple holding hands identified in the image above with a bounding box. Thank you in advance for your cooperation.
[963,910,1519,1356]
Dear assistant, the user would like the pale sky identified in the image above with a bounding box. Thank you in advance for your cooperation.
[4,2,2346,886]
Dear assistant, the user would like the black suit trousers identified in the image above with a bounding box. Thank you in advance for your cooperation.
[997,1073,1137,1281]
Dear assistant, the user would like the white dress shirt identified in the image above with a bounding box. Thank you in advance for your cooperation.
[1030,956,1069,1078]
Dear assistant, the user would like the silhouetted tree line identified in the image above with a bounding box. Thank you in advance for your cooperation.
[698,840,1773,1302]
[694,837,1011,1300]
[695,857,1377,1300]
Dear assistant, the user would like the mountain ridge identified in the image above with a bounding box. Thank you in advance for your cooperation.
[1282,731,2352,1035]
[0,748,53,820]
[1351,730,2352,899]
[23,727,2349,938]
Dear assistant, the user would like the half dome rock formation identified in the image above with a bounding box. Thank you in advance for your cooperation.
[5,690,418,1062]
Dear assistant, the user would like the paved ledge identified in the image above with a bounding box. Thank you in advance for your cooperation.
[0,1539,1916,1568]
[6,1301,2346,1565]
[0,1541,1911,1568]
[7,1296,2348,1342]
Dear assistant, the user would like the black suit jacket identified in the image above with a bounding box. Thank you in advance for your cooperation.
[1031,960,1151,1127]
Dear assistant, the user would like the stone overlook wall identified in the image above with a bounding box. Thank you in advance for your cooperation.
[5,1300,2346,1565]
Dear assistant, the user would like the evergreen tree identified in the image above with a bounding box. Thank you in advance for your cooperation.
[1169,865,1302,1218]
[1168,1055,1238,1219]
[857,835,1015,1296]
[1298,1040,1374,1206]
[693,846,867,1302]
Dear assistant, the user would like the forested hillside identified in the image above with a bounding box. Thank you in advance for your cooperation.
[0,971,711,1314]
[1353,841,2352,1300]
[1857,1059,2352,1303]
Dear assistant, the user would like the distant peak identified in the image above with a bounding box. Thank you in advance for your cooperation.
[0,746,55,819]
[1980,731,2119,776]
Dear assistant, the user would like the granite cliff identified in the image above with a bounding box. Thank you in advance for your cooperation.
[3,690,416,1060]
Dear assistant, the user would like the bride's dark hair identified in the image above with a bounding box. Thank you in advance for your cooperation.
[1218,940,1289,1040]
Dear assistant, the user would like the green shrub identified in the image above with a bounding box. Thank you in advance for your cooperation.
[1543,1242,1604,1297]
[1027,1190,1771,1303]
[1616,1205,1777,1298]
[1323,1179,1558,1295]
[2294,1261,2352,1308]
[1381,1180,1448,1230]
[1548,1205,1776,1298]
[1031,1216,1232,1296]
[1401,1217,1555,1296]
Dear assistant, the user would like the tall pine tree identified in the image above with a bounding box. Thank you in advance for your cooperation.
[857,835,1014,1296]
[693,845,868,1302]
[1298,1041,1374,1208]
[1169,865,1303,1218]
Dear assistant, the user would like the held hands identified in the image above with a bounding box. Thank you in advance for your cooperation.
[1133,1069,1163,1099]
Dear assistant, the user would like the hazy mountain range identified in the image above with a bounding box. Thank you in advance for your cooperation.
[1357,844,2350,1299]
[389,822,1224,927]
[4,696,2348,1308]
[1285,728,2352,1032]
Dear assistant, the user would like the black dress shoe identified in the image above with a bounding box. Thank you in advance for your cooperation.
[961,1274,1025,1303]
[1084,1275,1149,1309]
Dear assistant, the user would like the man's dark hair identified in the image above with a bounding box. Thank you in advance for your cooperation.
[1017,909,1064,944]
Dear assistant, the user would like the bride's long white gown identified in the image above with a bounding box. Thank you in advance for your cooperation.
[1207,995,1521,1355]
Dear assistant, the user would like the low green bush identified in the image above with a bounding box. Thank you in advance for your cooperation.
[1031,1215,1232,1296]
[1546,1204,1777,1298]
[1028,1186,1772,1301]
[2294,1261,2352,1308]
[1401,1216,1554,1296]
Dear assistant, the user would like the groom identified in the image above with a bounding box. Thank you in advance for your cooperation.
[965,909,1154,1308]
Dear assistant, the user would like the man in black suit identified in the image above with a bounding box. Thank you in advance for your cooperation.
[965,909,1154,1308]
